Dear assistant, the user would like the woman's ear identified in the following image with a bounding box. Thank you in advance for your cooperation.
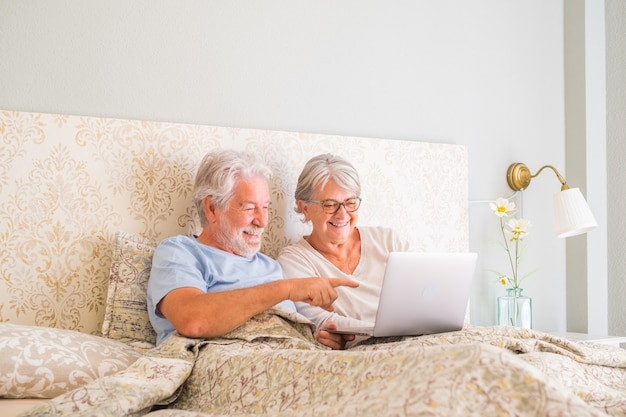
[297,200,311,221]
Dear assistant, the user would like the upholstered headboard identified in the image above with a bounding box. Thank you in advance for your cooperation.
[0,110,468,335]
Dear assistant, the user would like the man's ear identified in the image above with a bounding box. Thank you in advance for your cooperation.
[203,197,217,222]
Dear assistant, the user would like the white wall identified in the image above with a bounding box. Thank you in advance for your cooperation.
[0,0,584,331]
[606,0,626,337]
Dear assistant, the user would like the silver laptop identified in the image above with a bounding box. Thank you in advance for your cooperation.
[329,252,477,337]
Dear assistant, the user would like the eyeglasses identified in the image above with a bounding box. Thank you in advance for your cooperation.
[307,197,362,214]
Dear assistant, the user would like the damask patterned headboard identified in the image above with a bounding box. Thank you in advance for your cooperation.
[0,110,468,335]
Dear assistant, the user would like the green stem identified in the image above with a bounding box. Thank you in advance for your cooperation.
[499,217,517,286]
[514,233,519,288]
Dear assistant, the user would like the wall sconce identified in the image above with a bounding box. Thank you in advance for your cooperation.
[506,163,597,238]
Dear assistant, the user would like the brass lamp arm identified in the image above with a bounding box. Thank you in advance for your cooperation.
[507,163,570,191]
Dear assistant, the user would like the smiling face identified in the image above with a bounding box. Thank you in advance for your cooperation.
[209,175,270,257]
[299,179,359,246]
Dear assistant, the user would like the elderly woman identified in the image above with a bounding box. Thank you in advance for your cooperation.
[277,153,410,348]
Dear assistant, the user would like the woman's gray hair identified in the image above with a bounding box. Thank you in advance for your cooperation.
[193,149,273,226]
[294,153,361,214]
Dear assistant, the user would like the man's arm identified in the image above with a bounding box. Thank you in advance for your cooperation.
[158,277,358,339]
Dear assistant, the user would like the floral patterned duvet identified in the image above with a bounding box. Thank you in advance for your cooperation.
[20,308,626,417]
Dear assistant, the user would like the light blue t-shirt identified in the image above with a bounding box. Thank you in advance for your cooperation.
[147,235,296,345]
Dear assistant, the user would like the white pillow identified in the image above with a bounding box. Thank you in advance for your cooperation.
[0,323,141,399]
[101,231,157,349]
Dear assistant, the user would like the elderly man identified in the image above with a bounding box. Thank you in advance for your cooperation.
[147,149,358,348]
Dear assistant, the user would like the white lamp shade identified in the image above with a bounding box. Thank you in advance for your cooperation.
[553,187,598,238]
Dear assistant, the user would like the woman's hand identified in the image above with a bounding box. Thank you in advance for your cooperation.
[317,321,355,350]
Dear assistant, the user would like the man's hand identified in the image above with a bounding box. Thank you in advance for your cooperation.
[286,277,359,311]
[317,321,355,350]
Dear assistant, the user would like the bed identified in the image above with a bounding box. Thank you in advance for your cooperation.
[1,110,625,416]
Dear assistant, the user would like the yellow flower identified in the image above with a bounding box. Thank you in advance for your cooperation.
[506,218,530,242]
[489,197,516,218]
[491,197,532,291]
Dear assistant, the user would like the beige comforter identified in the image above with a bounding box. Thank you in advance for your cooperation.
[20,308,626,417]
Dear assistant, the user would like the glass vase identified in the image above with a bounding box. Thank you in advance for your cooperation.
[497,287,532,328]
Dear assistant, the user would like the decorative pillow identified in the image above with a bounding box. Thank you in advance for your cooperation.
[0,323,141,399]
[101,231,158,349]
